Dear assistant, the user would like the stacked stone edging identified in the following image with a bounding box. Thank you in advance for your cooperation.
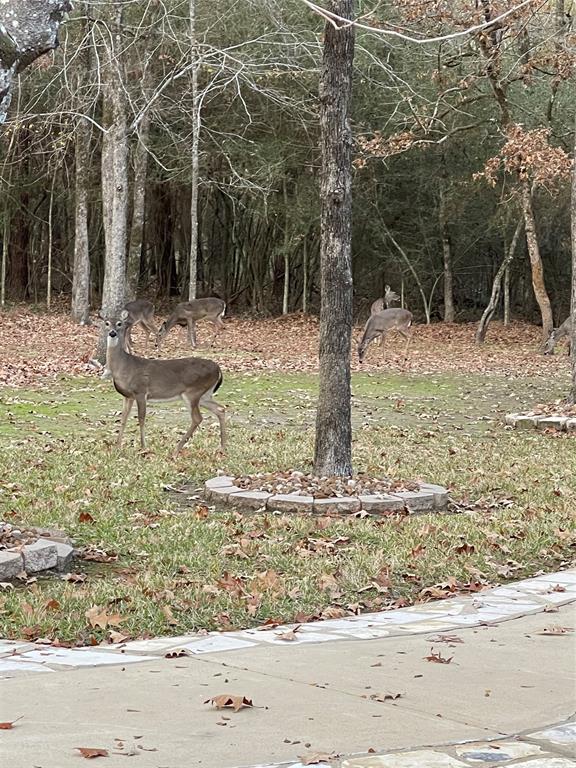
[505,413,576,432]
[0,524,75,581]
[204,476,449,514]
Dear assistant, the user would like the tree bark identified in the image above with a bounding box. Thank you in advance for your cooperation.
[313,0,355,478]
[0,1,72,123]
[282,179,290,315]
[503,264,511,325]
[521,181,553,343]
[96,6,128,362]
[439,181,454,322]
[71,115,91,323]
[126,113,150,301]
[569,111,576,403]
[188,0,200,301]
[476,218,522,343]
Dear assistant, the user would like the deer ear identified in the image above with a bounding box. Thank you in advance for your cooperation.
[120,309,129,320]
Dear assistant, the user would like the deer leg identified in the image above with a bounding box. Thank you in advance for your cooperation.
[200,395,227,450]
[398,329,412,361]
[379,331,387,355]
[117,398,135,447]
[358,330,381,363]
[174,396,202,457]
[136,397,147,450]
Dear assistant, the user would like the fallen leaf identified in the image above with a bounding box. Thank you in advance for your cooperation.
[45,599,61,611]
[276,626,300,642]
[165,648,192,658]
[161,605,179,626]
[299,751,339,765]
[367,692,403,702]
[75,747,109,758]
[85,606,123,630]
[424,648,453,664]
[78,511,95,524]
[0,716,23,729]
[538,625,573,636]
[205,695,254,712]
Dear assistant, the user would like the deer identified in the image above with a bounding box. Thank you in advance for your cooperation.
[122,299,158,355]
[358,308,413,363]
[104,310,226,458]
[156,298,226,351]
[370,285,400,316]
[543,317,572,356]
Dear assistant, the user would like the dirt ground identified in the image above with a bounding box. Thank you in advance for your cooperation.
[0,305,570,387]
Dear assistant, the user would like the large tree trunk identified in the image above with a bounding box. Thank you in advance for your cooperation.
[71,115,91,323]
[521,181,553,343]
[95,9,128,362]
[0,1,72,123]
[313,0,355,478]
[439,181,454,322]
[126,113,150,301]
[569,111,576,404]
[188,0,200,301]
[476,218,523,344]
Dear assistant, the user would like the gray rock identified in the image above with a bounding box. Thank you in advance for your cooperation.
[358,494,405,514]
[228,490,271,510]
[0,550,24,580]
[313,497,361,514]
[418,483,450,509]
[267,494,315,513]
[206,484,242,501]
[390,490,436,514]
[205,476,235,490]
[537,416,567,431]
[53,542,75,572]
[22,539,57,573]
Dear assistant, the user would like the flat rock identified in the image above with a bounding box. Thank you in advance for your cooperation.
[0,550,24,580]
[418,483,450,509]
[313,497,361,514]
[537,416,568,431]
[53,541,75,571]
[228,489,271,510]
[206,484,242,501]
[204,475,235,491]
[22,539,58,573]
[566,419,576,432]
[29,527,73,546]
[358,494,405,513]
[505,414,539,429]
[267,494,314,513]
[391,490,435,513]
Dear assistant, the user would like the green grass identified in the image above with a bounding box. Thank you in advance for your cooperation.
[0,370,574,645]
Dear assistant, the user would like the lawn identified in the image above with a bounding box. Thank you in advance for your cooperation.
[0,326,574,646]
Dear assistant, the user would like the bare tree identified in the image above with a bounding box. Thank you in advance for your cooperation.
[313,0,355,478]
[0,1,72,123]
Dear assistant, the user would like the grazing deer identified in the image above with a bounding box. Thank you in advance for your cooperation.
[370,285,400,316]
[543,317,572,355]
[157,298,226,351]
[122,299,158,354]
[358,308,413,363]
[104,310,226,457]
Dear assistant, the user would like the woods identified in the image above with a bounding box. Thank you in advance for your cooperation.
[0,1,573,334]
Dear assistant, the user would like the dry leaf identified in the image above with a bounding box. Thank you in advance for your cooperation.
[78,511,95,524]
[0,716,23,730]
[424,648,453,664]
[367,692,403,702]
[299,751,338,765]
[161,605,179,626]
[75,747,109,759]
[85,606,123,630]
[205,695,253,712]
[276,626,300,641]
[165,648,192,658]
[538,625,573,636]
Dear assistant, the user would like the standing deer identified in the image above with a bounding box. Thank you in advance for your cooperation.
[370,285,400,316]
[157,298,226,351]
[122,299,158,354]
[358,308,413,363]
[543,317,572,355]
[104,311,226,457]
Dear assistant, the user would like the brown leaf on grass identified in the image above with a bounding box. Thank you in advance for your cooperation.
[63,573,87,583]
[78,511,95,524]
[45,599,61,611]
[425,648,453,664]
[85,606,124,630]
[161,605,179,626]
[299,751,339,765]
[321,606,347,620]
[194,504,209,519]
[410,544,426,558]
[75,747,109,758]
[0,716,23,729]
[538,625,573,636]
[455,541,475,555]
[252,569,283,593]
[205,695,253,712]
[108,630,130,644]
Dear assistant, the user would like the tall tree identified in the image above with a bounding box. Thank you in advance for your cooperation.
[0,1,72,123]
[313,0,355,477]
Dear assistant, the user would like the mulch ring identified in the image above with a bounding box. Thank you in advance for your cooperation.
[233,471,419,498]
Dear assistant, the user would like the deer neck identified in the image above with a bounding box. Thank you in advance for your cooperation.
[106,333,129,373]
